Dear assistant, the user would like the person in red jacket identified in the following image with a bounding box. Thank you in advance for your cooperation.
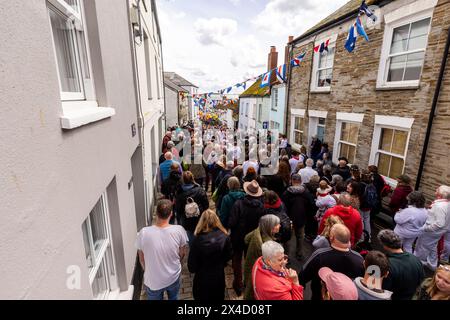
[252,241,304,300]
[389,175,413,215]
[319,193,363,247]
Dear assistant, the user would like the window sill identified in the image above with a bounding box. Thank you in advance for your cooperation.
[310,87,331,94]
[376,83,420,91]
[61,102,115,130]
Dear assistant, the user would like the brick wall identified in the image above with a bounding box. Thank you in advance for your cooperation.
[286,0,450,202]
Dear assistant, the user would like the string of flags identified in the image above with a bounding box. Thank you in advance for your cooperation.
[186,1,376,107]
[345,0,377,52]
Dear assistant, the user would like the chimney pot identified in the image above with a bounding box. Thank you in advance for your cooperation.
[288,36,294,43]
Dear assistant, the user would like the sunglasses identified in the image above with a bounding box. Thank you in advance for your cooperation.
[438,264,450,272]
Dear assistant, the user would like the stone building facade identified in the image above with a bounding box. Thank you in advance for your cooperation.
[286,0,450,201]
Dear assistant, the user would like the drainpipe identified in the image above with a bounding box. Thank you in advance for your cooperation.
[415,27,450,191]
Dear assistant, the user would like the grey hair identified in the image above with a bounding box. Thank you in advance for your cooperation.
[164,152,173,160]
[338,192,353,207]
[306,158,314,167]
[437,185,450,200]
[259,214,280,239]
[227,176,241,191]
[262,240,284,261]
[377,229,402,249]
[323,164,332,174]
[332,174,344,185]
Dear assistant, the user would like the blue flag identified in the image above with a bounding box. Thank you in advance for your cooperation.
[226,87,232,93]
[359,0,377,22]
[356,16,369,41]
[345,23,357,53]
[260,71,271,88]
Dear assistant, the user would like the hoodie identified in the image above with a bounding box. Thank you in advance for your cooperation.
[354,277,393,300]
[219,190,246,228]
[318,205,363,247]
[263,199,291,244]
[282,186,315,229]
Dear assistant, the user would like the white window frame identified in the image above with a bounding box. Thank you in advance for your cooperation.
[333,112,364,164]
[290,109,306,151]
[257,103,263,123]
[47,0,115,129]
[310,34,338,93]
[369,116,414,186]
[252,103,257,120]
[308,110,328,147]
[272,88,278,111]
[245,103,249,117]
[376,0,437,89]
[82,191,119,300]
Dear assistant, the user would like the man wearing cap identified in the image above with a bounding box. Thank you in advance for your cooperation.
[299,224,364,300]
[228,180,265,296]
[332,157,351,181]
[318,267,358,300]
[282,174,315,260]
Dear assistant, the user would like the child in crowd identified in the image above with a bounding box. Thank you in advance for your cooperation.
[315,180,337,224]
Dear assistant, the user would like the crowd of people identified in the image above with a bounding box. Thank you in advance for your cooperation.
[136,120,450,301]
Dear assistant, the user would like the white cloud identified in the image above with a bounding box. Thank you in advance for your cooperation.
[229,0,241,6]
[194,18,238,46]
[173,11,186,19]
[252,0,347,37]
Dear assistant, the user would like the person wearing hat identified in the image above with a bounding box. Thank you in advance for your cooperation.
[281,174,315,260]
[389,174,413,214]
[332,157,351,181]
[300,224,364,300]
[228,180,265,296]
[319,267,358,300]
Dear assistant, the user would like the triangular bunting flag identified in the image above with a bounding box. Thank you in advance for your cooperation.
[260,71,271,88]
[276,64,286,83]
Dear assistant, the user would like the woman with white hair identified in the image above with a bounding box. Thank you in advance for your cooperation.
[252,241,304,300]
[415,185,450,270]
[243,214,281,300]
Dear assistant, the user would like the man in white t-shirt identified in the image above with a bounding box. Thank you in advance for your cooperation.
[136,199,188,300]
[299,158,318,185]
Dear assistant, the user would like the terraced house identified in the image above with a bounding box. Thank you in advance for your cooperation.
[286,0,450,202]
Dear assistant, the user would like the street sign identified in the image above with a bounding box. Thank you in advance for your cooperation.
[262,121,268,129]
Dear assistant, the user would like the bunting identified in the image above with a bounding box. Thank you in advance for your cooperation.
[260,71,271,88]
[276,64,287,83]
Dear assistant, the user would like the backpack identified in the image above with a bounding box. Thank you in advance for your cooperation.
[364,184,379,208]
[185,197,200,218]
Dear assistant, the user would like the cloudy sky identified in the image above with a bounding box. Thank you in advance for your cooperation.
[157,0,349,93]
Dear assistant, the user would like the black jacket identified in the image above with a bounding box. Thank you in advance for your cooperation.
[228,196,265,251]
[161,171,182,200]
[215,171,233,210]
[175,184,209,232]
[263,203,291,244]
[333,166,351,181]
[282,186,315,229]
[188,229,232,301]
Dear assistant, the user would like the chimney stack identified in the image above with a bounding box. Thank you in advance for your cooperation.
[267,46,278,85]
[285,36,294,65]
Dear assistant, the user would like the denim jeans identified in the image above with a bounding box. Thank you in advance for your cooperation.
[145,277,181,300]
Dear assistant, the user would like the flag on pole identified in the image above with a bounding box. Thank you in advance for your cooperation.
[260,71,271,88]
[356,16,369,41]
[276,64,287,83]
[345,23,357,52]
[359,0,377,22]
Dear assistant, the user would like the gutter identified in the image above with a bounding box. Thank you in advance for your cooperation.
[415,27,450,191]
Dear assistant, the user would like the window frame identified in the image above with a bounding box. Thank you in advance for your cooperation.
[272,88,278,111]
[47,0,95,101]
[310,35,337,93]
[82,191,119,300]
[257,103,263,123]
[369,116,414,186]
[333,113,364,164]
[376,3,435,89]
[290,109,306,151]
